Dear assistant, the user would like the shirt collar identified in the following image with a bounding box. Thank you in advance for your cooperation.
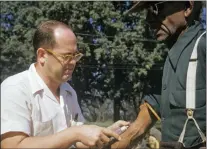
[60,82,73,96]
[168,21,203,70]
[28,63,44,95]
[28,63,72,95]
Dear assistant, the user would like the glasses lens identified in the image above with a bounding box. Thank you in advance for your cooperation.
[64,55,72,62]
[63,53,83,62]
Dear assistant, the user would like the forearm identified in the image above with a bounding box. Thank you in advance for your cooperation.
[109,103,157,149]
[13,127,79,148]
[121,103,155,141]
[19,128,79,148]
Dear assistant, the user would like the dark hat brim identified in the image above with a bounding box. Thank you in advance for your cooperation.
[124,1,148,15]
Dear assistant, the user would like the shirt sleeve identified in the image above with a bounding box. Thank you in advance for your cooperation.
[1,83,32,136]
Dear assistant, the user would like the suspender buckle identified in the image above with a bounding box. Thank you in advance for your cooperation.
[187,109,194,118]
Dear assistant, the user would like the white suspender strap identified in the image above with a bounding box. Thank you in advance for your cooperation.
[186,31,206,109]
[178,109,206,145]
[178,31,206,146]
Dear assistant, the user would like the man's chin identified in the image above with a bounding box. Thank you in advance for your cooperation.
[62,75,72,82]
[156,35,168,41]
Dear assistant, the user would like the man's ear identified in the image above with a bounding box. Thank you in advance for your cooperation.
[37,48,47,64]
[184,1,194,17]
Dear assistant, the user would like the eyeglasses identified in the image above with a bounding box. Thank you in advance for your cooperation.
[45,49,83,63]
[147,1,167,16]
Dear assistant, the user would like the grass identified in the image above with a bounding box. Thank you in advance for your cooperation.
[85,120,114,127]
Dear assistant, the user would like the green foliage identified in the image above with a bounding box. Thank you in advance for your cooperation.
[0,1,167,121]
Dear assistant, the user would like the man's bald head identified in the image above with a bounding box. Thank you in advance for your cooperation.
[33,20,72,54]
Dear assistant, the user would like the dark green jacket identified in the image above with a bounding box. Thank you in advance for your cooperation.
[144,21,206,148]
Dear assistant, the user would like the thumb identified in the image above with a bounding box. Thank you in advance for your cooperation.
[116,120,130,127]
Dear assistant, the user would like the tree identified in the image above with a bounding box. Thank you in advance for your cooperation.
[0,1,167,122]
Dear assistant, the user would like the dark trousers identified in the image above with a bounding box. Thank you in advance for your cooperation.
[160,141,206,149]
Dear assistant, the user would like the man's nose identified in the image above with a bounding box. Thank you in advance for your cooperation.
[68,59,76,65]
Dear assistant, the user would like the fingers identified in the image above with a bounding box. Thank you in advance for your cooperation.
[96,140,104,149]
[108,120,130,132]
[102,128,121,141]
[100,133,110,143]
[88,133,110,149]
[115,120,130,127]
[78,125,122,148]
[96,128,117,149]
[98,133,118,149]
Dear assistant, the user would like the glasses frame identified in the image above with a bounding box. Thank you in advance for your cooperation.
[45,49,83,63]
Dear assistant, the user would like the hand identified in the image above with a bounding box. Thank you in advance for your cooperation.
[108,121,143,149]
[77,125,121,149]
[107,120,130,132]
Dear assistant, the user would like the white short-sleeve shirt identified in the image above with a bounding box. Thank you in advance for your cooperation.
[1,63,85,136]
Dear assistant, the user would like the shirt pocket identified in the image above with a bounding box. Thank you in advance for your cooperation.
[31,109,56,136]
[33,119,54,136]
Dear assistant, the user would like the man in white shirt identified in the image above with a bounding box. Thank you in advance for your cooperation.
[1,20,129,148]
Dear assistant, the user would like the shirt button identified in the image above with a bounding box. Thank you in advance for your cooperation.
[163,84,167,90]
[162,117,165,121]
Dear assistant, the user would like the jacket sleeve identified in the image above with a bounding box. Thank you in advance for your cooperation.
[142,66,163,118]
